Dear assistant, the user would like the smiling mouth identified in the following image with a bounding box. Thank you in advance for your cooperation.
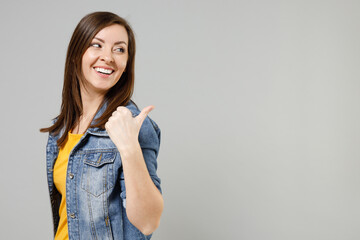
[94,67,114,75]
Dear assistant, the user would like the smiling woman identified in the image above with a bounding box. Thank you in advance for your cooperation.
[40,12,163,240]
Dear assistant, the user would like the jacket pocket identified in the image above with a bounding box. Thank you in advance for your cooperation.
[81,151,116,197]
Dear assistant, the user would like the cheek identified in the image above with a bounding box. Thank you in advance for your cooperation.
[81,55,89,70]
[120,58,128,70]
[82,51,96,66]
[116,55,128,71]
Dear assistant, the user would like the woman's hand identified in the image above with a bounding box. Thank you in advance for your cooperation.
[105,105,154,151]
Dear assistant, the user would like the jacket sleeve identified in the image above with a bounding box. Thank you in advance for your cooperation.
[138,116,162,193]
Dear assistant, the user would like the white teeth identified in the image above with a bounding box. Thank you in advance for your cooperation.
[94,67,113,74]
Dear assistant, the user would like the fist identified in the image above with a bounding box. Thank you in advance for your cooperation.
[105,105,154,151]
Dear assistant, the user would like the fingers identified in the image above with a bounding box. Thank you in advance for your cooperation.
[136,105,154,126]
[115,106,132,116]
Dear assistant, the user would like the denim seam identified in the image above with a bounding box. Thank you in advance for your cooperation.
[74,149,117,155]
[103,171,113,240]
[87,187,98,239]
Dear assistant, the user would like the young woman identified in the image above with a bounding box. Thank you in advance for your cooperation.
[40,12,163,240]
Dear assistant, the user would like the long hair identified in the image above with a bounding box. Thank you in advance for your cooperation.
[40,11,136,147]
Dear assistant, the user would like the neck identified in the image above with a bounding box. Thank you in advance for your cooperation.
[80,86,105,119]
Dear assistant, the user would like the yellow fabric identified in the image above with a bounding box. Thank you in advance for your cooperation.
[53,131,83,240]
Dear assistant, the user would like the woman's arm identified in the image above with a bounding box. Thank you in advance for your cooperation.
[105,105,163,235]
[120,142,163,235]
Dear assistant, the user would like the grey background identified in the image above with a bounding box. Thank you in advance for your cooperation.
[0,0,359,239]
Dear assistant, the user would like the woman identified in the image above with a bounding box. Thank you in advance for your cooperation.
[40,11,163,240]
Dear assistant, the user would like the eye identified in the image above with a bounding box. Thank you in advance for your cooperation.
[90,43,101,48]
[114,47,126,53]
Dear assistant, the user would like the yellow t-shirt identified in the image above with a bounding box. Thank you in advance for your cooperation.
[53,131,83,240]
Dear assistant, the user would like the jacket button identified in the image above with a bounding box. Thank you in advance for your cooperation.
[69,213,76,219]
[69,173,74,179]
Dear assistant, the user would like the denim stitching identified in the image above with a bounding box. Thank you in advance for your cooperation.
[87,185,98,239]
[103,169,113,240]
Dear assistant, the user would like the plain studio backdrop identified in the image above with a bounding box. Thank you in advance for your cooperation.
[0,0,359,239]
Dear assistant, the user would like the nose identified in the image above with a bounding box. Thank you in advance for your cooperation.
[100,49,114,63]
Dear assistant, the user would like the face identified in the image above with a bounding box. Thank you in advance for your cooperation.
[81,24,129,96]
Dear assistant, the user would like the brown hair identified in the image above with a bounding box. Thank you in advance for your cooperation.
[40,11,136,147]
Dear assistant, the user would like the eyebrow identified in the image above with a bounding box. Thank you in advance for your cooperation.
[94,37,127,45]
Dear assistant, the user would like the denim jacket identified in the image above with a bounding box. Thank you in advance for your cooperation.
[46,100,161,240]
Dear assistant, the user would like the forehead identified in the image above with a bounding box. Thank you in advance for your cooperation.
[94,24,129,44]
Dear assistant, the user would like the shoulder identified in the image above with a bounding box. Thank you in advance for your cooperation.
[126,100,161,148]
[49,116,63,140]
[46,118,60,150]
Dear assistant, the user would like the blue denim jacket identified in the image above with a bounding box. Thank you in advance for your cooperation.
[46,100,161,240]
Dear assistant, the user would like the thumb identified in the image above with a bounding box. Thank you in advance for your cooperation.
[136,105,154,126]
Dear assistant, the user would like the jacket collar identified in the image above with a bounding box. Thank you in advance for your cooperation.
[86,100,138,136]
[86,100,109,136]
